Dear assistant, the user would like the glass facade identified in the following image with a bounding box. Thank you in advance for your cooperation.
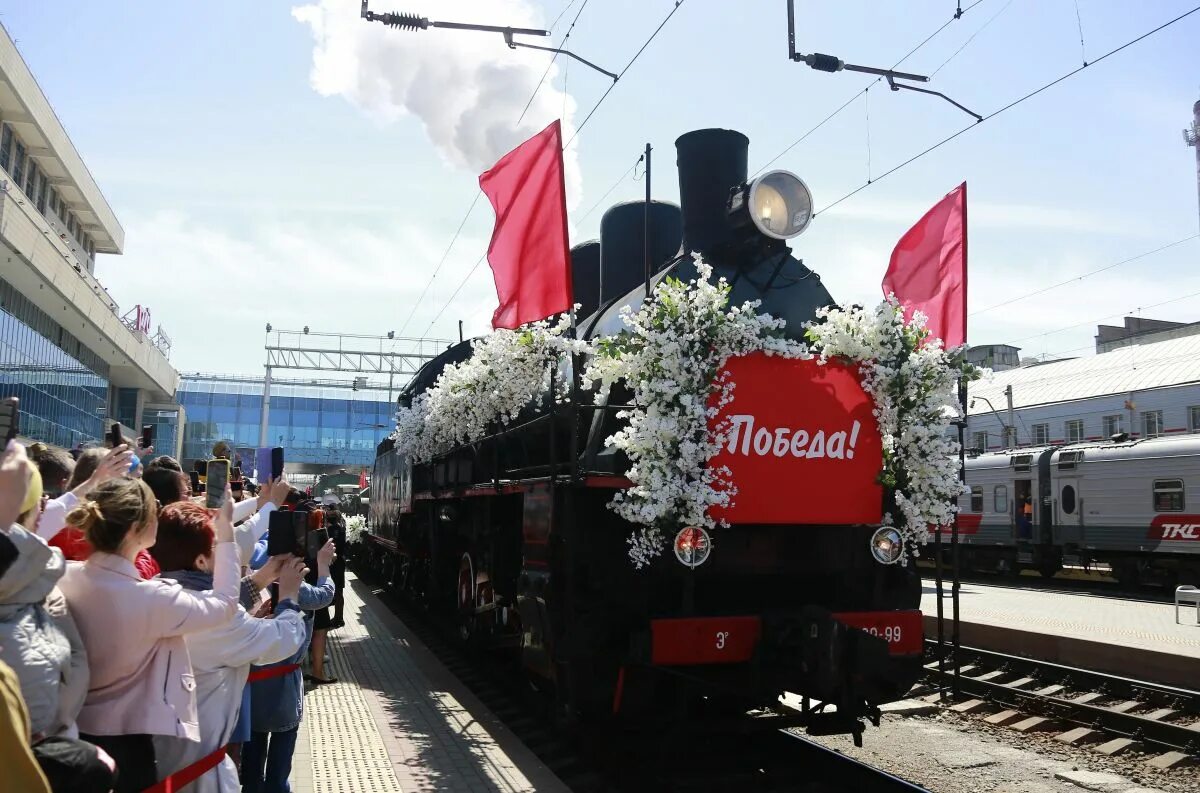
[0,276,110,449]
[177,376,394,469]
[143,406,181,460]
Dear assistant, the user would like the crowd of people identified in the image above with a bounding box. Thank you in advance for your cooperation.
[1,436,349,793]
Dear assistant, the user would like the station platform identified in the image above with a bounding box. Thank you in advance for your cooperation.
[289,574,569,793]
[921,580,1200,688]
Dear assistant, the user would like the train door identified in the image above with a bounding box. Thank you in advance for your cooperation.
[1055,451,1084,546]
[1013,479,1033,541]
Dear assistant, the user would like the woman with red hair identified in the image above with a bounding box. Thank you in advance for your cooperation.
[149,501,307,793]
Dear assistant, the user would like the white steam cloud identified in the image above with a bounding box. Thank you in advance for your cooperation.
[292,0,582,208]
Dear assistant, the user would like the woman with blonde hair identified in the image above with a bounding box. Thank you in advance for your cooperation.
[58,478,240,793]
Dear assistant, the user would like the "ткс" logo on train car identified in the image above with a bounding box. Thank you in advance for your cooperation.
[1147,515,1200,541]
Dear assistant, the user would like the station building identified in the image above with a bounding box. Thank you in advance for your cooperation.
[0,23,179,452]
[176,373,396,475]
[966,332,1200,452]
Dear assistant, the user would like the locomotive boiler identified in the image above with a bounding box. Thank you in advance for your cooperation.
[365,129,924,743]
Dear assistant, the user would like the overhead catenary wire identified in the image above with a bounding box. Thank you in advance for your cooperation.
[547,0,581,33]
[1073,0,1088,66]
[423,253,489,336]
[815,4,1200,217]
[517,0,591,126]
[412,0,596,338]
[1002,286,1200,349]
[397,192,482,337]
[753,0,989,177]
[423,154,644,336]
[425,2,690,336]
[576,158,642,225]
[971,233,1200,316]
[565,0,688,148]
[929,0,1016,78]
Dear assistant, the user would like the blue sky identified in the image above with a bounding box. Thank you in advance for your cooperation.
[4,0,1198,374]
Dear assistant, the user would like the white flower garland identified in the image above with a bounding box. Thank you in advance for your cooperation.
[345,514,367,545]
[584,256,810,568]
[392,311,586,463]
[804,298,965,559]
[386,257,963,569]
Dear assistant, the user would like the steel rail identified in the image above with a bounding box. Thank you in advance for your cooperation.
[925,642,1200,753]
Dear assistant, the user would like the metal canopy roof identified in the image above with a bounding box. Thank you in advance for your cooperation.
[967,334,1200,413]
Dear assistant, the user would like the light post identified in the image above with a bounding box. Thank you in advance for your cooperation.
[970,395,1014,449]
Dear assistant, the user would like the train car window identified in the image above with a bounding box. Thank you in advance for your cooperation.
[1153,480,1184,512]
[1061,485,1077,515]
[1010,455,1032,472]
[994,485,1008,513]
[1057,451,1082,470]
[970,486,983,513]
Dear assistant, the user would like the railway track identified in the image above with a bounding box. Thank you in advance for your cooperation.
[354,561,927,792]
[921,642,1200,769]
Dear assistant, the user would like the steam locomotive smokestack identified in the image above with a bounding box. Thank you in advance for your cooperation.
[675,129,750,255]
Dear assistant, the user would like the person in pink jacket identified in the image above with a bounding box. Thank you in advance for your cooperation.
[58,478,240,793]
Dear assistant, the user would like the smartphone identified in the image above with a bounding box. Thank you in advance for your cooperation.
[0,398,18,443]
[109,423,122,448]
[271,447,284,479]
[141,424,154,450]
[189,471,201,493]
[205,459,230,509]
[267,510,308,557]
[232,466,243,481]
[306,527,329,560]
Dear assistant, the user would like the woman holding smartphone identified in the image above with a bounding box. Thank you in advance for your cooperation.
[58,479,240,793]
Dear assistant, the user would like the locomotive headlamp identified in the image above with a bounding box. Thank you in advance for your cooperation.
[674,526,712,568]
[869,526,904,565]
[727,170,814,240]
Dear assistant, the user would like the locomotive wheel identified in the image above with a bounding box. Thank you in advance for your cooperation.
[458,553,476,643]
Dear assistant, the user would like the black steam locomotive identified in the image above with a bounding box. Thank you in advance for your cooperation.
[363,129,923,743]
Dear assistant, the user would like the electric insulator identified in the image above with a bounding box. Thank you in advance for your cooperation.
[367,11,429,30]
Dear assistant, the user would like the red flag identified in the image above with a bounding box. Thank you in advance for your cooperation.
[881,182,967,349]
[479,120,573,329]
[358,469,368,489]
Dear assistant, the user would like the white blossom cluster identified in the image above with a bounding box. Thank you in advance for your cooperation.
[345,514,367,545]
[804,297,966,562]
[391,311,587,462]
[584,256,810,568]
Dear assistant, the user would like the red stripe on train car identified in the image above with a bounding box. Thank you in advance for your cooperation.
[584,475,633,489]
[831,610,924,655]
[649,610,923,665]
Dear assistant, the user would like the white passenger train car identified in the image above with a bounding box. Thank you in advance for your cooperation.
[951,436,1200,585]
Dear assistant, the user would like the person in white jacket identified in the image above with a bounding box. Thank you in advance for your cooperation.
[150,501,309,793]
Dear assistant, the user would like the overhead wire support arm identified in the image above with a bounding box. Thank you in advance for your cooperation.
[501,32,618,81]
[361,1,617,81]
[784,0,979,121]
[886,75,982,122]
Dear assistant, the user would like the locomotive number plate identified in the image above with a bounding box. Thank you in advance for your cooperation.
[832,610,923,655]
[650,616,763,665]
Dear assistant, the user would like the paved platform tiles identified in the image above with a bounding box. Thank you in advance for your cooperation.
[920,580,1200,687]
[921,581,1200,656]
[290,574,569,793]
